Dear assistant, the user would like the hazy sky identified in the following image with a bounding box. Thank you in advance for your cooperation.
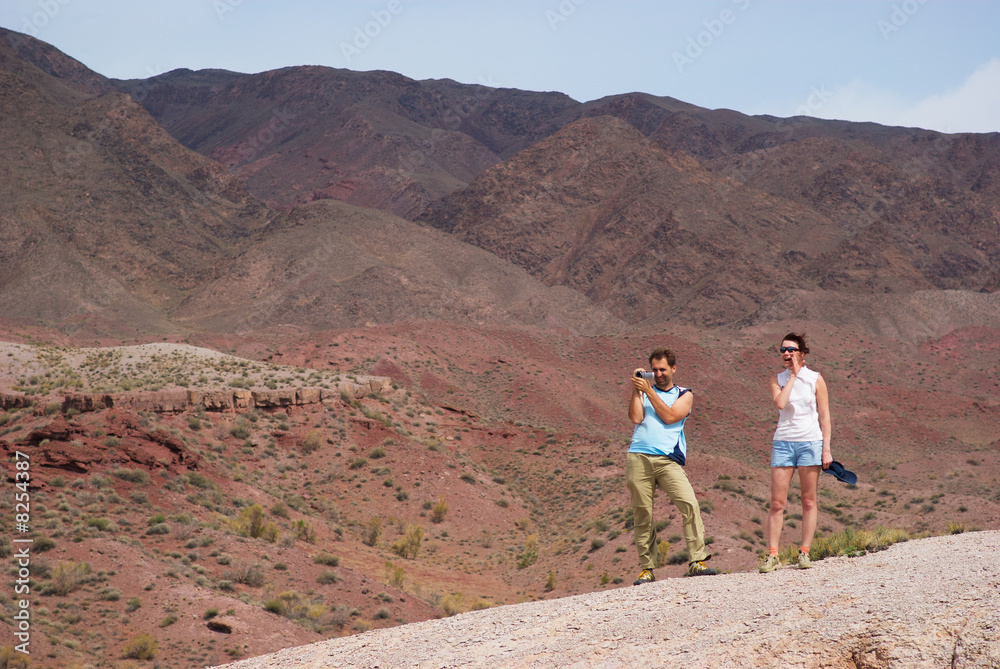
[3,0,999,133]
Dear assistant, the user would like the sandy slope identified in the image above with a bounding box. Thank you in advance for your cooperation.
[210,531,1000,669]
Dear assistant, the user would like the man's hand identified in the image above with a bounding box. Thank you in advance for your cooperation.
[632,369,652,395]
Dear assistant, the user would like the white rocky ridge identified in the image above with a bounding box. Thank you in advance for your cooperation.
[210,531,1000,669]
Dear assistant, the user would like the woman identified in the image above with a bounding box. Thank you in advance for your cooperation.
[759,332,832,572]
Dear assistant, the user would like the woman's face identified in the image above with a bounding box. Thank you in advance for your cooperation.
[780,340,804,368]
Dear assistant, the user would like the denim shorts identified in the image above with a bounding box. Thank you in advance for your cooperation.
[771,440,823,468]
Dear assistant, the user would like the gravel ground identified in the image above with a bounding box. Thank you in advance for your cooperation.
[210,531,1000,669]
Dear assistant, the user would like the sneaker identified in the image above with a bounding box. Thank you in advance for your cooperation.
[797,551,812,569]
[759,554,781,573]
[686,561,718,577]
[632,568,655,585]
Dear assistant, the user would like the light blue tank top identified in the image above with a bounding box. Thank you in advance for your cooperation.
[628,385,691,465]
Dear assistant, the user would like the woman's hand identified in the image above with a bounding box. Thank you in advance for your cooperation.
[789,353,803,376]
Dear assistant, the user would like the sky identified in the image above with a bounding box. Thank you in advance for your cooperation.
[2,0,999,134]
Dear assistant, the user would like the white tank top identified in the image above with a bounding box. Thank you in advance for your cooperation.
[773,366,823,441]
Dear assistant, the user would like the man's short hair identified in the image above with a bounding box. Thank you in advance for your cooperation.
[648,348,676,367]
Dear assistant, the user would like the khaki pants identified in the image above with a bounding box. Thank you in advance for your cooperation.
[626,452,709,569]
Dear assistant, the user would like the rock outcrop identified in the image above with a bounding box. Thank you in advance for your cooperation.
[45,377,392,415]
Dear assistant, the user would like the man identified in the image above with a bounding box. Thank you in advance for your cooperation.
[627,348,716,583]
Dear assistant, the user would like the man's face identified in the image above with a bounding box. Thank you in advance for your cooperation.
[649,357,675,390]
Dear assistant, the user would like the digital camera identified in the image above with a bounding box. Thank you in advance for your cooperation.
[635,371,655,382]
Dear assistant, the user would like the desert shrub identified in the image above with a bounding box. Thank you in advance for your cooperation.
[99,587,122,601]
[185,472,214,489]
[225,561,265,587]
[204,607,219,620]
[261,589,328,629]
[314,552,340,567]
[431,497,448,524]
[384,561,405,589]
[363,518,382,547]
[121,633,158,660]
[126,597,141,612]
[517,535,539,569]
[369,446,387,459]
[374,607,390,619]
[440,593,464,616]
[229,418,252,440]
[361,406,391,426]
[590,538,606,552]
[0,645,28,668]
[391,525,424,559]
[48,560,92,595]
[285,495,307,512]
[348,457,367,470]
[270,501,290,519]
[460,473,476,485]
[34,536,56,552]
[545,570,556,591]
[317,570,340,585]
[146,523,170,535]
[300,430,323,454]
[294,520,317,543]
[229,504,278,542]
[665,547,688,565]
[87,517,116,532]
[104,436,121,448]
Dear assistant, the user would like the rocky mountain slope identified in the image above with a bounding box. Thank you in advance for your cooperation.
[0,28,272,334]
[417,116,999,326]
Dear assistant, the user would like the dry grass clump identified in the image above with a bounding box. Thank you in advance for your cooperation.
[45,560,93,596]
[121,633,158,660]
[391,524,425,559]
[228,504,279,542]
[780,526,911,565]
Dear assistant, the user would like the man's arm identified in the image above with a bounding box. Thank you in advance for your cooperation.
[628,370,646,424]
[647,387,693,425]
[631,374,693,425]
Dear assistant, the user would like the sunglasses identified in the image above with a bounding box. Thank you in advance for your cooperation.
[779,346,800,353]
